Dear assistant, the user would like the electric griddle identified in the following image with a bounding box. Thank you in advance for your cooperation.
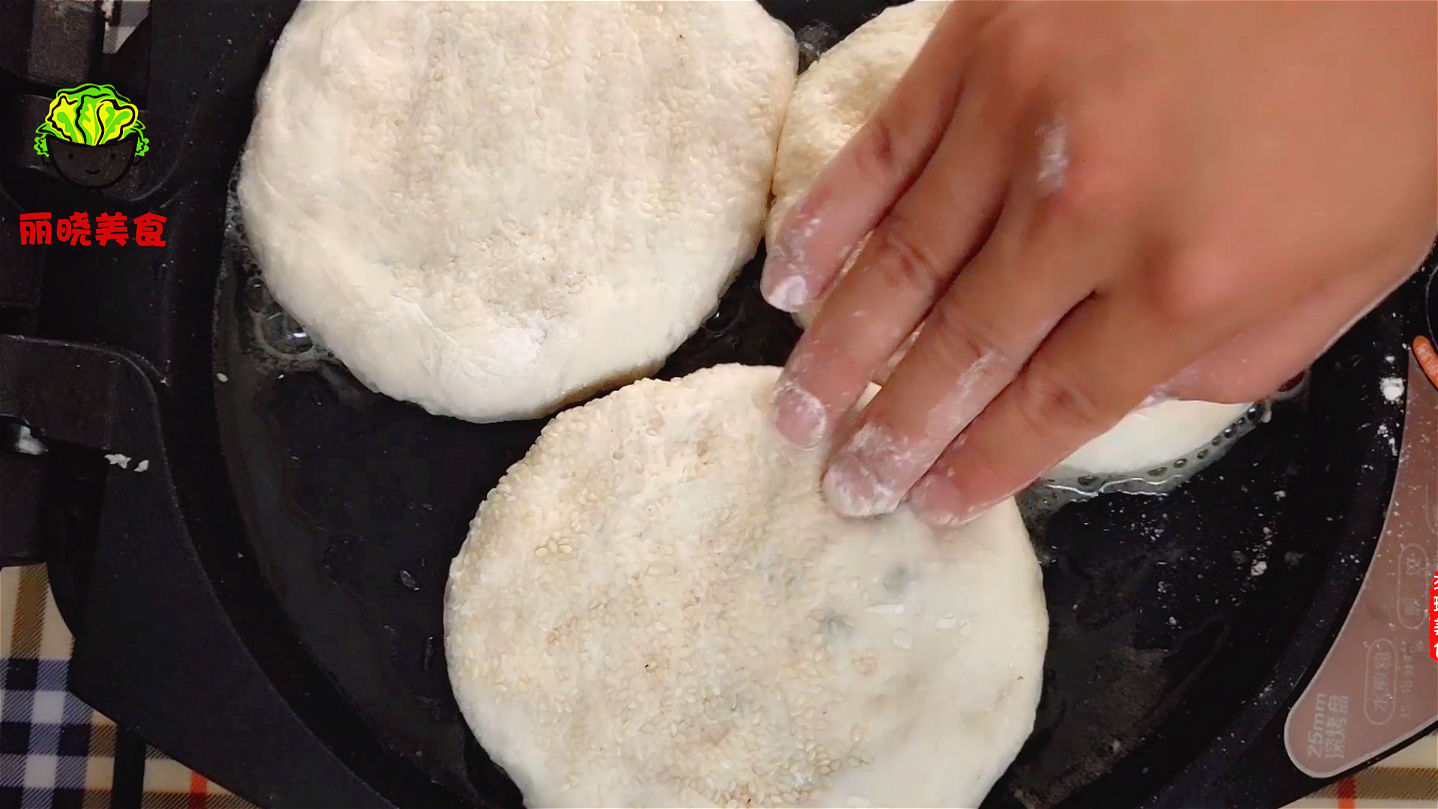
[1,2,1434,807]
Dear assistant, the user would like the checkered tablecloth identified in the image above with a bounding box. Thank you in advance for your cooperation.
[2,564,1434,809]
[1,567,254,809]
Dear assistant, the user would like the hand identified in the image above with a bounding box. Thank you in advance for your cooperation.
[763,1,1436,525]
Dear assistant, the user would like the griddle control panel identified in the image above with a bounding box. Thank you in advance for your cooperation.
[1284,353,1438,777]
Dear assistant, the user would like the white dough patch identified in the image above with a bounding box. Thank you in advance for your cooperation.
[445,365,1047,808]
[13,426,45,457]
[1380,377,1405,403]
[241,1,797,422]
[1055,400,1253,477]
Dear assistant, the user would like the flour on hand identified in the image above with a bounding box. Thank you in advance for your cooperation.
[768,0,1253,476]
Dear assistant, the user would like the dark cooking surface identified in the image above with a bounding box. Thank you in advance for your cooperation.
[8,0,1409,806]
[2,1,1428,807]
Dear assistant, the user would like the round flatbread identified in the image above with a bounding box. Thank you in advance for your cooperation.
[240,1,797,421]
[769,0,1251,476]
[445,364,1047,808]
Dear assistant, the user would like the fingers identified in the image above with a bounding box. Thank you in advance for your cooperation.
[770,68,1022,450]
[817,180,1102,517]
[760,2,998,312]
[904,240,1420,527]
[908,291,1210,527]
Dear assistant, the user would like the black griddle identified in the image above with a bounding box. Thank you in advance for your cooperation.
[1,3,1435,808]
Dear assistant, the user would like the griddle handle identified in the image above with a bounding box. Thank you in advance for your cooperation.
[0,335,395,809]
[0,335,126,568]
[0,453,44,566]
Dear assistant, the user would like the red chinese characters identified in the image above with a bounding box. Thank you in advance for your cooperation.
[19,212,51,245]
[16,211,166,247]
[1429,570,1437,662]
[57,212,92,246]
[133,212,167,247]
[96,212,129,246]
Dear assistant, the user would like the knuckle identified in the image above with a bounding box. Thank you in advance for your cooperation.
[865,219,950,296]
[851,115,901,184]
[929,444,995,493]
[982,15,1056,90]
[845,410,920,475]
[1035,130,1128,225]
[923,300,1018,375]
[921,435,1024,518]
[1012,362,1110,439]
[788,335,873,404]
[1141,250,1234,325]
[1028,98,1154,230]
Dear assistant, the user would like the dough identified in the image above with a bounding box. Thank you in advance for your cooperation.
[768,0,946,267]
[769,0,1252,476]
[1057,400,1252,476]
[445,364,1047,808]
[240,1,797,422]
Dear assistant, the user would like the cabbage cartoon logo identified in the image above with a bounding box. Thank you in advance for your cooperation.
[33,83,149,189]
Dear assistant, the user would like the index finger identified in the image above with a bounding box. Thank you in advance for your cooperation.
[760,2,998,312]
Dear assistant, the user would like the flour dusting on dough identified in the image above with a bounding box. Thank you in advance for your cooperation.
[241,1,798,422]
[445,365,1047,808]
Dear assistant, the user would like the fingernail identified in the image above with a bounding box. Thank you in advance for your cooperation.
[763,274,809,313]
[771,379,827,448]
[761,210,818,313]
[761,243,809,313]
[909,476,976,529]
[823,454,900,518]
